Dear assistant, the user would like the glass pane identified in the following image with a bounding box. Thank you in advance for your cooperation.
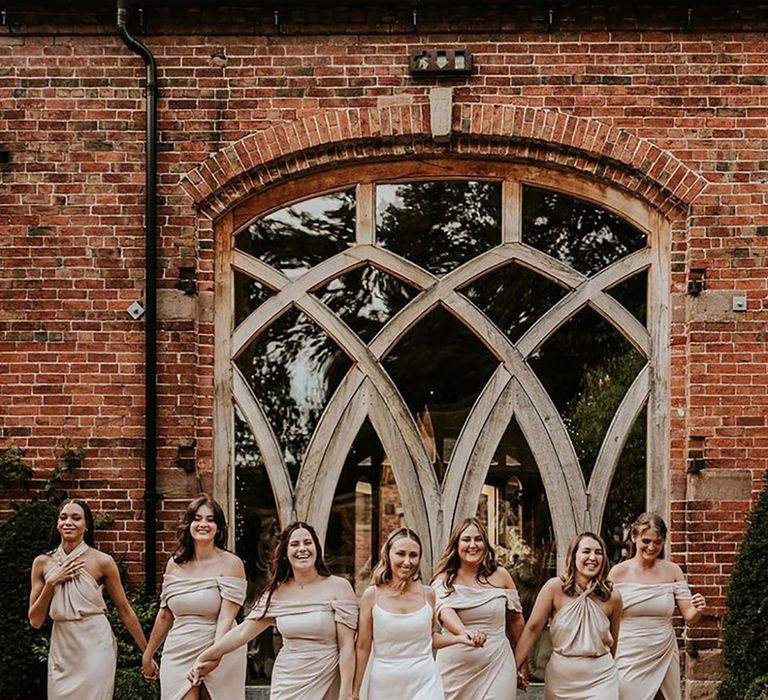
[234,308,352,480]
[529,308,646,483]
[522,186,646,276]
[603,406,647,566]
[234,270,273,327]
[236,189,356,278]
[382,306,498,482]
[325,419,404,596]
[605,269,648,326]
[459,262,569,342]
[377,180,502,275]
[476,416,556,682]
[234,409,280,685]
[312,265,419,344]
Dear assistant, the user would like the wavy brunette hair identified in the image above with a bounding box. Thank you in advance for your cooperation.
[49,498,95,550]
[431,517,498,595]
[372,527,423,586]
[257,522,331,618]
[560,531,613,602]
[172,495,228,565]
[628,512,667,559]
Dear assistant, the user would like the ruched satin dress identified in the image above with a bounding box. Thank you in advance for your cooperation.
[545,591,619,700]
[433,581,522,700]
[159,575,247,700]
[361,597,443,700]
[247,598,359,700]
[613,581,692,700]
[47,541,117,700]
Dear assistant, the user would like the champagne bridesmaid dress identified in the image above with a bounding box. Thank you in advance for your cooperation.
[545,591,619,700]
[246,598,359,699]
[433,581,521,700]
[159,575,247,700]
[613,582,692,700]
[47,541,117,700]
[361,590,444,700]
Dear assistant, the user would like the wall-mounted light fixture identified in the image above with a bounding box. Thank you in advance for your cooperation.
[176,267,197,296]
[687,268,706,296]
[410,48,473,76]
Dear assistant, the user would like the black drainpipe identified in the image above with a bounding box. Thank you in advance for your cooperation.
[116,0,160,597]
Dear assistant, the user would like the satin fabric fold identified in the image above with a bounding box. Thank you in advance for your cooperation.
[159,575,247,700]
[614,581,692,700]
[433,581,522,700]
[247,598,359,699]
[545,591,619,700]
[47,541,117,700]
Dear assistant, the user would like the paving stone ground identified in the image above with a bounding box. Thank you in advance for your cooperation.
[246,684,546,699]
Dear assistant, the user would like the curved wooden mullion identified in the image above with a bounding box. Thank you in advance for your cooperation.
[441,365,512,519]
[516,249,652,359]
[366,383,436,569]
[450,375,516,530]
[298,377,371,544]
[232,249,365,358]
[232,366,295,526]
[349,245,436,290]
[296,295,440,500]
[504,242,585,289]
[294,365,367,520]
[586,364,651,534]
[441,292,587,528]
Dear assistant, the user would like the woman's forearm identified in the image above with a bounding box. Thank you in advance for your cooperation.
[338,638,356,696]
[118,605,148,651]
[432,631,468,649]
[514,626,539,668]
[144,609,173,659]
[199,618,262,662]
[28,582,55,629]
[352,645,371,696]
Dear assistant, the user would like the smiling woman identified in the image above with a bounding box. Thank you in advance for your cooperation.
[28,499,149,700]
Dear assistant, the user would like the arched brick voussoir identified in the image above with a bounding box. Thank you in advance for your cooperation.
[180,104,709,220]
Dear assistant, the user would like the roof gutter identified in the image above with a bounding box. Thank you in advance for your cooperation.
[116,0,160,597]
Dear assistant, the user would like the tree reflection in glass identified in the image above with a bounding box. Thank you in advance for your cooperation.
[312,265,419,344]
[382,306,498,482]
[377,181,502,276]
[236,189,356,277]
[233,408,280,684]
[234,270,273,326]
[234,308,352,481]
[523,186,646,276]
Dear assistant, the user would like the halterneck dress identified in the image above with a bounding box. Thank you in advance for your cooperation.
[159,574,247,700]
[361,592,444,700]
[246,598,359,699]
[613,581,692,700]
[46,541,117,700]
[545,591,619,700]
[433,581,522,700]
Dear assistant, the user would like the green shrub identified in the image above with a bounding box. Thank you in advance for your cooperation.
[106,592,160,669]
[0,499,57,700]
[745,675,768,700]
[115,668,160,700]
[718,474,768,699]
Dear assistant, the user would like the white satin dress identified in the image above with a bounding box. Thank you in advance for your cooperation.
[361,591,444,700]
[46,541,117,700]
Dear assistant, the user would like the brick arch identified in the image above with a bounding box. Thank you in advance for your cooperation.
[180,104,709,220]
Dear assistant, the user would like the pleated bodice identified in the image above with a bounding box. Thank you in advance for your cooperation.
[550,591,613,658]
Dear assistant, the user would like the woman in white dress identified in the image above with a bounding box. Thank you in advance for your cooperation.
[431,517,526,699]
[353,527,475,700]
[608,513,706,700]
[189,521,358,700]
[28,498,149,700]
[514,532,623,700]
[142,495,247,700]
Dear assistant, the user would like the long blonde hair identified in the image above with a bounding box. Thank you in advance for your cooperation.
[372,527,423,586]
[431,517,498,595]
[560,532,613,601]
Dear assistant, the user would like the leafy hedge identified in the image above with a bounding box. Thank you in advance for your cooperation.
[718,474,768,700]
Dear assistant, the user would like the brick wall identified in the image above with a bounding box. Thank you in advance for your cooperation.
[1,2,766,693]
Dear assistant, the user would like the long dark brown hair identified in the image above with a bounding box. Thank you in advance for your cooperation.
[431,517,498,595]
[257,522,331,618]
[372,527,423,586]
[173,495,228,565]
[560,531,613,602]
[49,498,95,550]
[628,512,667,559]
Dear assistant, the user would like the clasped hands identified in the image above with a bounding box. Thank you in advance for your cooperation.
[461,628,487,647]
[187,657,220,686]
